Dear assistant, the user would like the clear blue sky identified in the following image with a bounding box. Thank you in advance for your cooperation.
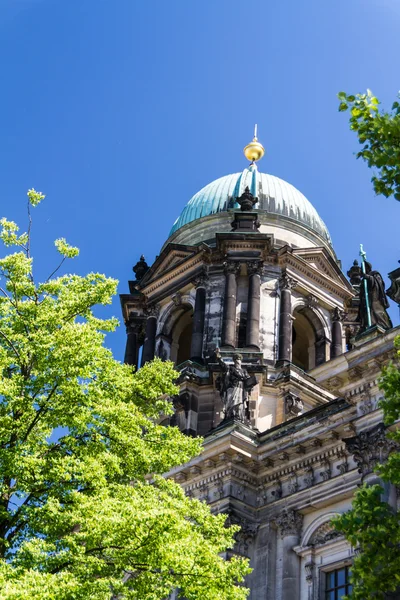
[1,0,399,359]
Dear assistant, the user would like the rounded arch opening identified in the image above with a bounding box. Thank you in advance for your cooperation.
[160,304,194,366]
[292,305,328,371]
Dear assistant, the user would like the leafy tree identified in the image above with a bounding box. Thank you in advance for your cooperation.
[0,191,250,599]
[338,90,400,200]
[333,338,400,599]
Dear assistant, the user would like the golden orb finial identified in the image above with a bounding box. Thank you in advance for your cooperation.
[243,124,265,163]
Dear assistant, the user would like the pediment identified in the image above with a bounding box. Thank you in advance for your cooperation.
[291,248,354,294]
[138,244,199,286]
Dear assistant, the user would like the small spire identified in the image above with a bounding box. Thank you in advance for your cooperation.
[244,124,265,163]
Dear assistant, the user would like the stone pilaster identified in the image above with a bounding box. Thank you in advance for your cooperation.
[221,262,240,348]
[141,307,159,367]
[190,272,208,363]
[124,320,143,370]
[277,274,297,363]
[331,307,345,359]
[246,261,262,350]
[276,509,303,600]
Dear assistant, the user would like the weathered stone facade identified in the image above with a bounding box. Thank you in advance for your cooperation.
[121,162,398,599]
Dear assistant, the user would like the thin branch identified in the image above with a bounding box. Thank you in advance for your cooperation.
[0,330,21,361]
[20,384,59,444]
[46,257,66,282]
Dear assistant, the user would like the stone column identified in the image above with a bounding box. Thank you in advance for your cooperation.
[246,261,262,350]
[190,273,207,363]
[345,424,398,509]
[331,307,345,359]
[276,509,303,600]
[141,307,159,366]
[124,321,142,370]
[221,262,240,348]
[278,274,297,363]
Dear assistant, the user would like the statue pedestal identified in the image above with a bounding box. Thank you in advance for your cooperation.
[352,324,387,347]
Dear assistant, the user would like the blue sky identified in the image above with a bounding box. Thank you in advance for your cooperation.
[1,0,399,359]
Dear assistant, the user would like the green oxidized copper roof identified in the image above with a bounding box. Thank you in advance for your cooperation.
[169,164,332,245]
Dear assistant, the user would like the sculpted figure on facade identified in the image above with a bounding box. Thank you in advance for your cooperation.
[215,349,256,423]
[285,391,304,419]
[358,261,392,331]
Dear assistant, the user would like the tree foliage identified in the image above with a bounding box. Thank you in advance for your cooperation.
[0,191,250,599]
[333,338,400,599]
[338,90,400,200]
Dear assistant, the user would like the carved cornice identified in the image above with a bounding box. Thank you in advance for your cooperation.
[276,509,303,537]
[344,424,398,476]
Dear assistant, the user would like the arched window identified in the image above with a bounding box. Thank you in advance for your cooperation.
[292,306,328,371]
[169,308,193,366]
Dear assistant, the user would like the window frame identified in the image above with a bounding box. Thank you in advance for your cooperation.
[319,559,353,600]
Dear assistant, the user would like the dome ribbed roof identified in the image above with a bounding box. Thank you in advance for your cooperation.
[169,165,332,245]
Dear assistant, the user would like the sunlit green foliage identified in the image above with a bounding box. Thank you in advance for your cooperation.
[0,191,250,599]
[338,90,400,200]
[333,338,400,599]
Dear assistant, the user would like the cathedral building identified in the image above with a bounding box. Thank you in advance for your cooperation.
[120,132,400,600]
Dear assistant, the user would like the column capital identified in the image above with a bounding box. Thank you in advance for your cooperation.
[276,509,303,538]
[344,424,398,476]
[126,320,143,335]
[278,273,297,291]
[144,304,159,319]
[247,260,263,276]
[193,269,208,289]
[223,261,241,276]
[331,306,347,322]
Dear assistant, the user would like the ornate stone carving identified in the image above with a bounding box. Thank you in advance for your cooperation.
[288,475,298,494]
[309,522,341,546]
[223,261,241,276]
[215,479,224,499]
[344,423,398,476]
[247,260,263,276]
[193,269,208,289]
[132,254,149,281]
[171,292,183,307]
[198,483,209,502]
[304,466,314,488]
[306,294,319,309]
[144,304,160,318]
[320,458,331,481]
[276,509,303,538]
[225,511,260,555]
[278,273,297,291]
[305,561,314,585]
[271,480,282,500]
[387,265,400,305]
[331,306,346,322]
[236,186,258,211]
[215,349,256,423]
[285,391,304,419]
[347,259,363,287]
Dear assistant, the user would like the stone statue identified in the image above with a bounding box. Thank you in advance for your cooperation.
[215,349,256,423]
[358,262,392,331]
[133,255,149,281]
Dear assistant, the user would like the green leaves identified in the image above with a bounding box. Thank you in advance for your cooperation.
[54,238,79,259]
[338,90,400,200]
[332,336,400,598]
[0,192,250,599]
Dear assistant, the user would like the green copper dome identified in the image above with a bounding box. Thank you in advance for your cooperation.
[169,165,332,245]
